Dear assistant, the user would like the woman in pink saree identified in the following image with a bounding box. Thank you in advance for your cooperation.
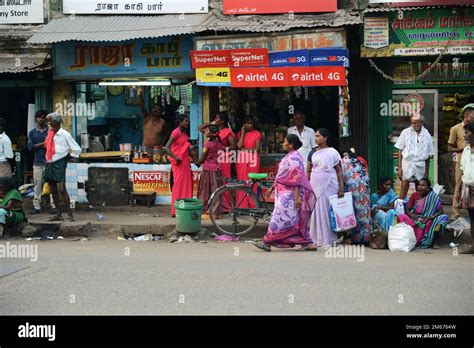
[165,114,193,217]
[199,113,236,213]
[236,117,261,208]
[307,128,345,247]
[254,135,317,252]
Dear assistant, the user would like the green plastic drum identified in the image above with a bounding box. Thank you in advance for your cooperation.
[174,198,203,233]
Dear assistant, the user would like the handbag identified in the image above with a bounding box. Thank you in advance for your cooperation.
[368,221,388,249]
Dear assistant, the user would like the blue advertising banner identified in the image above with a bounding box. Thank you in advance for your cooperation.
[268,49,309,67]
[308,48,349,68]
[54,35,194,79]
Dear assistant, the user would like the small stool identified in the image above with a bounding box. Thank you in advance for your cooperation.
[23,171,33,184]
[130,191,156,207]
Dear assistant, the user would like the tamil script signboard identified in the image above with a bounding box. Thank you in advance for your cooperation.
[63,0,208,14]
[223,0,336,15]
[361,8,474,57]
[54,35,194,79]
[0,0,44,24]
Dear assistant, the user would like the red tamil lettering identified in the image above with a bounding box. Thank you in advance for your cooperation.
[70,46,88,70]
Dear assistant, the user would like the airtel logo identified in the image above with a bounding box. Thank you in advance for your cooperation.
[291,73,300,81]
[237,74,244,81]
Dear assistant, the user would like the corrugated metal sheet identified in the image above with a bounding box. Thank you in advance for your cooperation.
[364,5,473,13]
[0,57,51,74]
[27,9,361,44]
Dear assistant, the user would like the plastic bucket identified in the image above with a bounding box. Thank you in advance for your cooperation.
[174,198,203,233]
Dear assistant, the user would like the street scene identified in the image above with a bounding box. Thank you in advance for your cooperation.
[0,0,473,328]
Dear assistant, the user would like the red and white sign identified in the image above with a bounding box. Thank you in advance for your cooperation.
[190,50,232,69]
[223,0,337,15]
[230,48,269,68]
[230,68,289,88]
[288,66,346,86]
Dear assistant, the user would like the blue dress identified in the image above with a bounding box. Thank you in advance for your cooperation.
[371,189,398,232]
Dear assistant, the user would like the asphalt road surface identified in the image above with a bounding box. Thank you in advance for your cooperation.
[0,237,472,315]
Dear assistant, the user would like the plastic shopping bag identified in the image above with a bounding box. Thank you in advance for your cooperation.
[329,192,357,232]
[42,183,51,196]
[394,199,405,215]
[388,223,416,252]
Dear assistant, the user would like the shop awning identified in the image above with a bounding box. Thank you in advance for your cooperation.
[27,10,361,44]
[0,57,52,74]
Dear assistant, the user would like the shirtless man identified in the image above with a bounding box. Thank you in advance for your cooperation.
[138,88,167,148]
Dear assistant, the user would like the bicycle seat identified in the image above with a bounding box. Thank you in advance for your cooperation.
[248,173,268,180]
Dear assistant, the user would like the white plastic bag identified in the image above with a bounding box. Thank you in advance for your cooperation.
[329,192,357,232]
[388,223,416,252]
[394,199,405,215]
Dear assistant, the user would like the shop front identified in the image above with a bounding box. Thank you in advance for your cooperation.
[192,30,351,195]
[361,6,474,193]
[51,34,202,204]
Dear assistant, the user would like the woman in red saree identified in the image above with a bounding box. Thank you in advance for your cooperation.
[254,135,317,252]
[165,114,193,217]
[236,117,261,208]
[199,113,236,212]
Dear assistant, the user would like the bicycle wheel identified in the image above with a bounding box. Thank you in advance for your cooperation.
[209,185,260,236]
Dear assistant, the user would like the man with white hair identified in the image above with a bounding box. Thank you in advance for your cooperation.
[44,113,82,221]
[395,114,434,199]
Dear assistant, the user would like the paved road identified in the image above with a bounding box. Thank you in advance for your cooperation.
[0,237,472,315]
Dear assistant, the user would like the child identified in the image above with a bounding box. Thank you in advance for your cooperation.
[0,177,25,237]
[196,125,223,218]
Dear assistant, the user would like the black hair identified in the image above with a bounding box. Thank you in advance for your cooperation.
[294,111,305,120]
[286,134,303,150]
[417,177,432,191]
[215,112,229,125]
[378,177,393,189]
[176,113,189,123]
[0,177,17,192]
[464,123,474,133]
[208,124,219,134]
[244,116,259,131]
[35,110,48,118]
[153,104,164,112]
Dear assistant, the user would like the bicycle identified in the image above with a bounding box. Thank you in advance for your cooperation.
[208,173,274,236]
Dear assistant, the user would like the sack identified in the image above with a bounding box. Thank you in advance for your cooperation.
[329,192,357,232]
[388,223,416,252]
[368,223,388,249]
[394,199,405,215]
[42,183,51,196]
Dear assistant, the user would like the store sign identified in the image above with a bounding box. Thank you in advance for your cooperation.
[231,48,269,67]
[223,0,337,15]
[133,170,201,196]
[54,35,194,79]
[0,0,44,24]
[308,48,349,68]
[288,66,346,86]
[63,0,208,14]
[190,50,231,69]
[195,31,346,52]
[369,0,473,5]
[196,67,231,86]
[361,8,474,57]
[363,17,389,49]
[269,50,309,67]
[230,66,346,87]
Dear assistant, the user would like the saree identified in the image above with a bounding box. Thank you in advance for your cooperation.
[397,191,448,248]
[341,155,372,245]
[218,127,236,212]
[263,151,316,247]
[236,129,261,208]
[308,147,341,247]
[370,189,398,233]
[169,127,193,216]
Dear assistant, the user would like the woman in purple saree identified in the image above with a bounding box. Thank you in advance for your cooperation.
[254,135,317,252]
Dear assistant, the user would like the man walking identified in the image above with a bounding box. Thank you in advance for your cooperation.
[27,110,56,214]
[395,115,434,199]
[287,111,317,166]
[447,103,474,220]
[44,113,82,222]
[0,118,14,178]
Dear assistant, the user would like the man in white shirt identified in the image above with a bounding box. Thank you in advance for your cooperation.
[287,111,317,167]
[395,115,434,199]
[0,118,14,178]
[44,113,82,222]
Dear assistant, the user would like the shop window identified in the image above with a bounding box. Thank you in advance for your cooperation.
[74,82,108,119]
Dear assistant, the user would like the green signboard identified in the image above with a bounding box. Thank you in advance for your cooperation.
[361,8,473,57]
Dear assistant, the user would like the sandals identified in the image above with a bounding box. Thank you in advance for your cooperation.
[254,241,271,252]
[48,215,64,222]
[297,246,318,251]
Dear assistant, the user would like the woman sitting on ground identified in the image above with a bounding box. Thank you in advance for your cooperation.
[397,178,448,248]
[371,177,399,233]
[0,177,25,235]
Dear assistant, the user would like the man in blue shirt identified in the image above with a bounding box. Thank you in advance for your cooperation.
[27,110,55,214]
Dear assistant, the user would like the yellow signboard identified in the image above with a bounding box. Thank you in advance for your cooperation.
[196,67,231,86]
